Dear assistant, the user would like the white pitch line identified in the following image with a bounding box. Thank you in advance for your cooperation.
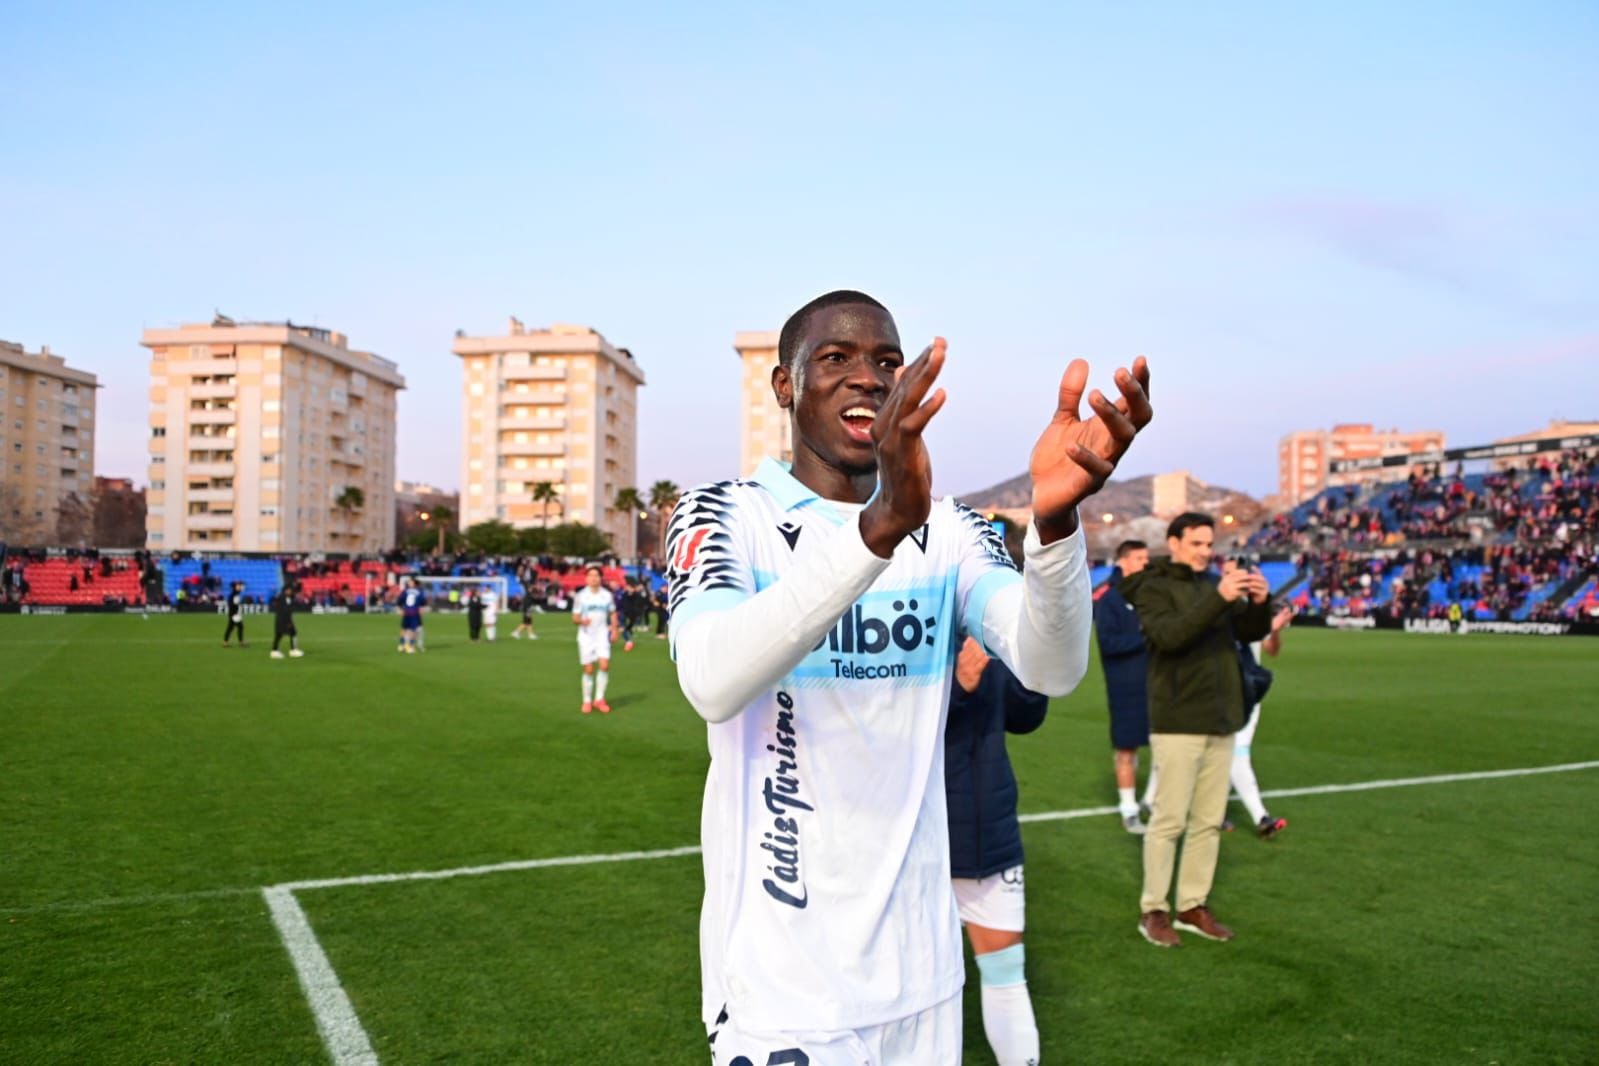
[263,887,380,1066]
[260,760,1599,1066]
[274,844,703,893]
[1017,759,1599,824]
[1257,759,1599,799]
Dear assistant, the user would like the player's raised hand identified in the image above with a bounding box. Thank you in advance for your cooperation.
[860,338,948,558]
[1029,356,1152,542]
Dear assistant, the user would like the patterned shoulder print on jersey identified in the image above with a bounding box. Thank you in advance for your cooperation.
[953,501,1020,573]
[666,479,754,615]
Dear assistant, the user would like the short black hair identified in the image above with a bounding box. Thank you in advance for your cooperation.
[585,563,603,576]
[1114,539,1148,559]
[1166,512,1215,541]
[777,290,889,370]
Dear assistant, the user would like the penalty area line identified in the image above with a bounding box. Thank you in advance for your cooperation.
[263,887,379,1066]
[1018,758,1599,824]
[263,760,1597,1065]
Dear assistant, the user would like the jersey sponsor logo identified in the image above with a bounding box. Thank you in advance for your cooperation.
[908,523,930,553]
[816,598,937,654]
[776,521,802,550]
[760,690,810,909]
[784,585,951,686]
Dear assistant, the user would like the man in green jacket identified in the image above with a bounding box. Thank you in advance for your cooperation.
[1122,511,1272,947]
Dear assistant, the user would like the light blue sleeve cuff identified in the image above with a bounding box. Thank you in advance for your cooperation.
[963,568,1022,649]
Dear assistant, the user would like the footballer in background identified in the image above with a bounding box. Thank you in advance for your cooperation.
[398,577,427,654]
[571,564,620,714]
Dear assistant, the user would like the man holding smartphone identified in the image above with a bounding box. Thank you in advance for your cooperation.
[1121,512,1272,947]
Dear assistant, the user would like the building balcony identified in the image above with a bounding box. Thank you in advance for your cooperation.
[498,440,566,457]
[185,513,236,531]
[189,383,237,399]
[497,416,566,431]
[168,359,239,377]
[187,435,236,450]
[188,488,234,503]
[497,387,565,406]
[188,461,235,477]
[500,365,567,382]
[188,409,236,425]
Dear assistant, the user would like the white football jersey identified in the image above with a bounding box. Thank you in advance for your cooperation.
[668,459,1025,1034]
[571,587,614,638]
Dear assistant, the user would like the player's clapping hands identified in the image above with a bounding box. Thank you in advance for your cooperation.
[1029,357,1153,542]
[860,339,948,558]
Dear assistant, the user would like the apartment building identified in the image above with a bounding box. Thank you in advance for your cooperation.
[1279,423,1446,504]
[452,319,645,556]
[0,340,97,540]
[143,317,404,553]
[734,330,790,477]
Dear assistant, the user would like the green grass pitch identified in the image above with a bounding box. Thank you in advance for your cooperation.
[2,613,1596,1064]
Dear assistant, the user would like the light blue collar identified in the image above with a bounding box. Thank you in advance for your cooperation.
[752,457,877,525]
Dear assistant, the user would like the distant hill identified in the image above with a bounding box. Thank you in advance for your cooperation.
[957,472,1267,554]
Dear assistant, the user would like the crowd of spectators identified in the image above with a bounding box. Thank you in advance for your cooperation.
[1253,447,1597,622]
[1252,449,1596,555]
[1291,539,1598,622]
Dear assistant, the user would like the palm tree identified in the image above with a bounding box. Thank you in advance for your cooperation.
[613,487,644,557]
[531,481,561,530]
[427,504,454,555]
[649,480,680,559]
[334,486,365,548]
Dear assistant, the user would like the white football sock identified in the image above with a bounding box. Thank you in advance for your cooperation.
[582,673,595,702]
[1231,748,1268,824]
[976,945,1039,1066]
[595,670,609,701]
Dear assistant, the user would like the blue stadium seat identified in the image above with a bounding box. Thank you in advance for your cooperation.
[163,558,283,603]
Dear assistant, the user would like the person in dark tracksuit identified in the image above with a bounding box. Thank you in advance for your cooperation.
[223,581,247,647]
[270,583,303,659]
[1094,540,1154,834]
[945,636,1049,1066]
[467,591,484,641]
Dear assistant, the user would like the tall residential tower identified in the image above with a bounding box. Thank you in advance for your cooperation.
[0,340,97,540]
[143,317,404,552]
[452,319,645,556]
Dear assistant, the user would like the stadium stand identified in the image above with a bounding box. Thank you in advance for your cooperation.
[163,558,281,605]
[1252,445,1596,622]
[19,557,145,606]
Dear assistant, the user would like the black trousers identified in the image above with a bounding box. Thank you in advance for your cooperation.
[272,624,297,650]
[224,618,245,643]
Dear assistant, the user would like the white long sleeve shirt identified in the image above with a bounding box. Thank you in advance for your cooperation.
[667,458,1091,1035]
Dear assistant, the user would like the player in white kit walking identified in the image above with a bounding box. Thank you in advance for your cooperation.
[572,564,620,714]
[667,290,1152,1065]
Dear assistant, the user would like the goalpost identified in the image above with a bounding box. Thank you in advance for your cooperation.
[404,575,510,614]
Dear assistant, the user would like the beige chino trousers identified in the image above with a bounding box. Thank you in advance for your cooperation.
[1140,731,1236,914]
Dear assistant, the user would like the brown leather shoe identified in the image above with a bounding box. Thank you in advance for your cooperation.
[1174,905,1235,941]
[1139,910,1181,947]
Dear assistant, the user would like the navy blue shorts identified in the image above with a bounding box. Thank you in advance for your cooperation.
[1109,703,1149,750]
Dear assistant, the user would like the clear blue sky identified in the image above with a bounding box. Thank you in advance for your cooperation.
[3,0,1596,500]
